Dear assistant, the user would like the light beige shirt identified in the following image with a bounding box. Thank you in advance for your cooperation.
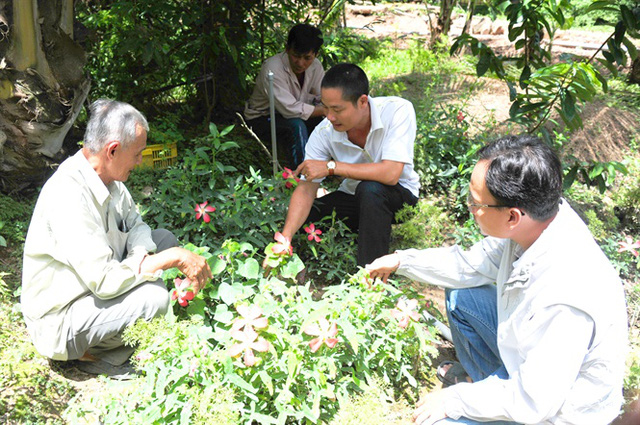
[244,52,324,121]
[21,150,160,360]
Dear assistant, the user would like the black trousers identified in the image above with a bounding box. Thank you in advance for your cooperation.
[307,181,418,267]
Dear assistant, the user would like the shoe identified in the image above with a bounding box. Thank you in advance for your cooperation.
[436,361,471,388]
[74,359,138,381]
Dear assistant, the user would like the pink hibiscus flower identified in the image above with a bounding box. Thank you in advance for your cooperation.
[282,167,300,188]
[302,318,339,353]
[304,223,322,243]
[457,111,465,122]
[231,305,269,333]
[195,201,216,223]
[229,328,270,367]
[618,236,640,257]
[390,298,421,329]
[272,232,293,256]
[171,277,195,307]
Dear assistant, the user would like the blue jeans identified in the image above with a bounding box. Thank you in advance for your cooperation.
[439,285,517,425]
[245,114,322,169]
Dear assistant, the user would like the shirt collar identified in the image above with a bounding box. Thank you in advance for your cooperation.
[279,51,292,75]
[73,150,111,205]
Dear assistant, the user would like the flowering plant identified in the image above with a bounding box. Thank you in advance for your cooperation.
[117,241,439,424]
[282,167,300,189]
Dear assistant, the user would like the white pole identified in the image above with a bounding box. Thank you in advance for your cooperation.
[267,70,278,177]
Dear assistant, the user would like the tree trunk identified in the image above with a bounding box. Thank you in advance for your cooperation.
[630,57,640,85]
[0,0,90,193]
[461,0,476,36]
[430,0,455,47]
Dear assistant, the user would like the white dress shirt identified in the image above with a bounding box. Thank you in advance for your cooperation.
[304,96,421,198]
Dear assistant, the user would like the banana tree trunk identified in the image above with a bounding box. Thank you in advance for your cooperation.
[0,0,90,193]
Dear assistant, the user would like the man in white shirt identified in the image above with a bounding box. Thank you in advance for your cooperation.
[244,23,326,168]
[21,99,212,377]
[366,135,628,424]
[277,63,420,267]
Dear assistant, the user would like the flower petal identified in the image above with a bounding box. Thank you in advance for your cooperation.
[309,337,323,353]
[203,213,211,223]
[328,322,338,338]
[325,337,338,348]
[243,348,257,367]
[228,343,244,357]
[252,317,269,329]
[303,323,321,336]
[251,337,270,352]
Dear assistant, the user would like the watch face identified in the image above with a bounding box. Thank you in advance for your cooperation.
[328,161,336,169]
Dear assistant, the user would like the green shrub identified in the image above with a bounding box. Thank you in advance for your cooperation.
[391,198,453,251]
[66,244,439,424]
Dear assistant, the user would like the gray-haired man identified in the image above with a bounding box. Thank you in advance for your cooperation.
[21,99,212,377]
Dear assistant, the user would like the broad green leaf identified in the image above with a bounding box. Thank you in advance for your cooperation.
[339,316,359,355]
[208,256,227,275]
[477,53,491,77]
[227,373,258,393]
[585,1,618,14]
[621,5,638,31]
[622,37,638,61]
[237,257,260,279]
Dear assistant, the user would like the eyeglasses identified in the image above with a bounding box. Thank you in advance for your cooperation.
[467,193,506,212]
[466,193,525,215]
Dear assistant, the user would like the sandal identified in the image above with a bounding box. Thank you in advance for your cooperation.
[436,361,470,387]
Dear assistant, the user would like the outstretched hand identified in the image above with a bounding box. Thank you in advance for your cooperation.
[365,253,400,283]
[413,390,447,425]
[177,248,212,294]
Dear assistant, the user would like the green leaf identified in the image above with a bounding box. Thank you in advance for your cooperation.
[622,37,638,61]
[519,65,531,89]
[476,52,491,77]
[237,258,260,279]
[218,281,243,305]
[563,166,579,190]
[339,316,359,355]
[621,5,638,31]
[227,373,258,393]
[614,21,626,44]
[208,256,227,275]
[585,1,618,14]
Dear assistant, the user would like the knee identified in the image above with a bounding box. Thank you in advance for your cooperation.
[355,181,386,201]
[137,281,170,319]
[152,229,178,252]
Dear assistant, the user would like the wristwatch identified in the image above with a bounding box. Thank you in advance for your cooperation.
[327,160,336,176]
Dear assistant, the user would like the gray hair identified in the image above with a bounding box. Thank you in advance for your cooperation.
[83,99,149,153]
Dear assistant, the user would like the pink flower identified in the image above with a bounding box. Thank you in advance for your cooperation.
[229,328,270,367]
[171,277,195,307]
[195,201,216,223]
[302,318,339,353]
[457,111,465,122]
[135,352,153,362]
[189,358,199,377]
[231,305,269,333]
[304,223,322,243]
[618,236,640,257]
[390,298,421,329]
[282,167,300,189]
[272,232,292,256]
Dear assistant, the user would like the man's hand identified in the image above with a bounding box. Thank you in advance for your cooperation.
[176,248,212,294]
[365,253,400,283]
[413,390,447,425]
[295,160,331,181]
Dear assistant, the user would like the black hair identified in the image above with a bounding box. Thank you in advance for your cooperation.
[287,24,323,54]
[478,134,563,221]
[321,63,369,105]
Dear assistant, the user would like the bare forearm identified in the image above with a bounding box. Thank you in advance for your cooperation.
[296,159,404,186]
[282,182,318,239]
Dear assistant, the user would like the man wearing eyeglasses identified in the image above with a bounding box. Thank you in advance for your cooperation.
[366,135,627,424]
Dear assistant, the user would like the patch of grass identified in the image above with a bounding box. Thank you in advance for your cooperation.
[0,302,75,424]
[328,377,411,425]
